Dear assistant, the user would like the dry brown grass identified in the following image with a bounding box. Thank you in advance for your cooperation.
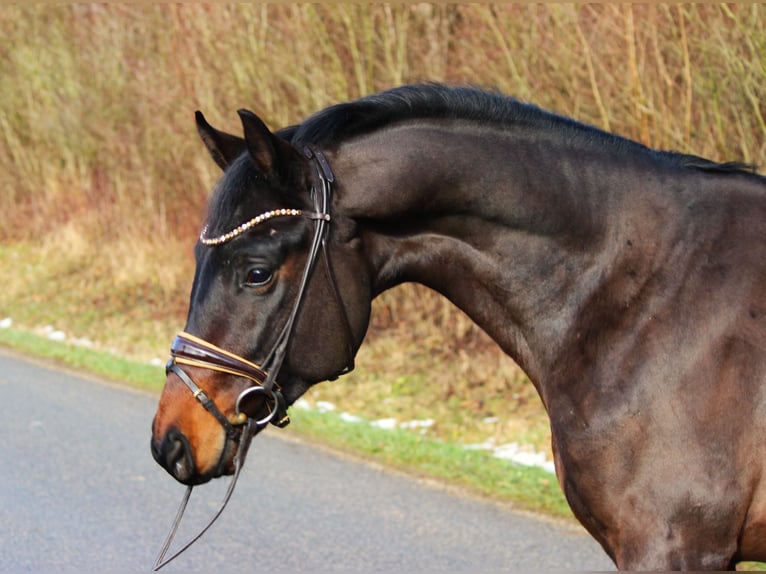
[1,4,764,453]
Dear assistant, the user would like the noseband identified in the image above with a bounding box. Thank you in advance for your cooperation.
[166,332,285,437]
[155,145,353,570]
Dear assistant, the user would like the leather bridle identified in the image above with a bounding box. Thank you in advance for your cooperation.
[154,145,355,570]
[167,145,353,435]
[166,332,283,438]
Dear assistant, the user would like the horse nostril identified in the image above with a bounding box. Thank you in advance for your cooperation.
[153,428,194,483]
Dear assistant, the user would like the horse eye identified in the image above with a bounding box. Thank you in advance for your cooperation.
[244,267,273,288]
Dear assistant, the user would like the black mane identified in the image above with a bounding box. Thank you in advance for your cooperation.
[285,83,594,147]
[281,83,758,177]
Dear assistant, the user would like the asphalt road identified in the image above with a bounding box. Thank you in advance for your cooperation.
[0,347,614,571]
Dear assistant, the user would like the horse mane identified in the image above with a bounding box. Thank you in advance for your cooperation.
[280,83,760,177]
[284,83,593,147]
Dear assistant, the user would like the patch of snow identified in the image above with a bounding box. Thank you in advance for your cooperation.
[315,401,336,413]
[399,418,434,430]
[47,330,66,342]
[370,417,398,430]
[293,398,311,411]
[463,438,555,473]
[492,442,556,474]
[339,412,362,423]
[464,437,496,451]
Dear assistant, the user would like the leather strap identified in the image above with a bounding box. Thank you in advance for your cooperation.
[166,362,241,441]
[170,331,269,387]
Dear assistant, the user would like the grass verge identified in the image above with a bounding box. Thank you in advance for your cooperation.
[0,327,164,391]
[289,406,568,517]
[0,324,571,519]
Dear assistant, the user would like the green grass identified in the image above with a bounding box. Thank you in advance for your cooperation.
[0,324,571,519]
[289,405,569,517]
[0,327,164,391]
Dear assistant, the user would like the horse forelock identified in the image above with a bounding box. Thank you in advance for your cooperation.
[203,153,304,241]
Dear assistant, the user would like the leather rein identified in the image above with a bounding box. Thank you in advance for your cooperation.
[154,146,353,570]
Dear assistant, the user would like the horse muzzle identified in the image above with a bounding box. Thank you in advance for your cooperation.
[151,332,291,484]
[150,425,225,485]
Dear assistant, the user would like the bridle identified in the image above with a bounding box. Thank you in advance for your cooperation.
[154,145,354,570]
[166,332,285,438]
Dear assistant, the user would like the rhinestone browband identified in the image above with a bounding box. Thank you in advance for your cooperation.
[198,208,305,246]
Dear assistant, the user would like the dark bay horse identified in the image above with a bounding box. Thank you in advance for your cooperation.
[151,84,766,569]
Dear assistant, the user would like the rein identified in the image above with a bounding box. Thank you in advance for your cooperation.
[153,418,254,570]
[153,146,350,570]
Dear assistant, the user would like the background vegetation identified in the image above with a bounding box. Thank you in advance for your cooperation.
[1,4,765,460]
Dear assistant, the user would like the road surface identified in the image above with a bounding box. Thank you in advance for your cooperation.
[0,347,614,570]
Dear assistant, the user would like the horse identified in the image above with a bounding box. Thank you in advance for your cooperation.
[151,83,766,570]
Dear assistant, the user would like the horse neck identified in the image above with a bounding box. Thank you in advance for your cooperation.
[329,121,669,392]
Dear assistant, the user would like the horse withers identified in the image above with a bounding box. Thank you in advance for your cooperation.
[151,84,766,569]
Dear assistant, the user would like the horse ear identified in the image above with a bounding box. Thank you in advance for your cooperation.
[237,109,300,180]
[195,111,246,171]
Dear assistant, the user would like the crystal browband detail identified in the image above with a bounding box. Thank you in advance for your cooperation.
[199,208,304,246]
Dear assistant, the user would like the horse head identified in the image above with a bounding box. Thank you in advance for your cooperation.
[151,110,371,484]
